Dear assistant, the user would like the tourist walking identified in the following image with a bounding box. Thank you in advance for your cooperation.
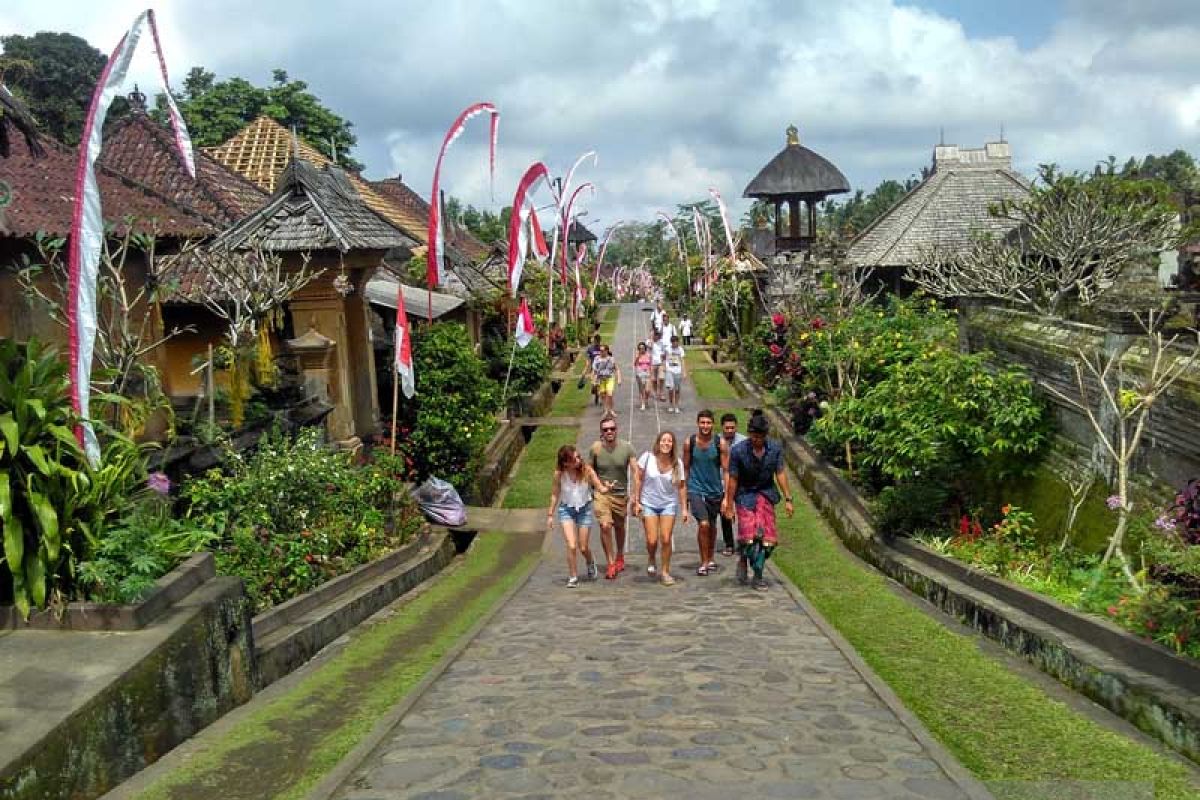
[589,415,639,579]
[634,431,689,586]
[633,341,653,411]
[680,314,693,346]
[660,312,677,349]
[584,334,603,406]
[546,445,609,587]
[663,335,686,413]
[591,344,621,416]
[722,410,794,590]
[649,329,666,402]
[685,410,729,576]
[718,412,746,557]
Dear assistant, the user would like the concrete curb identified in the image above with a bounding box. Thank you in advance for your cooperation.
[767,554,995,800]
[302,539,543,800]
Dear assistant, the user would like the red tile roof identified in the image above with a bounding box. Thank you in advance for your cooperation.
[369,177,492,262]
[0,130,215,239]
[98,113,268,226]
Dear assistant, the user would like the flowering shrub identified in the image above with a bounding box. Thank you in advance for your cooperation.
[1159,478,1200,544]
[184,427,420,611]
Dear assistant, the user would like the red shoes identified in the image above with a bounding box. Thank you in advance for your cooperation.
[605,562,618,580]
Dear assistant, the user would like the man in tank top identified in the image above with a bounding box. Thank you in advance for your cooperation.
[684,409,729,576]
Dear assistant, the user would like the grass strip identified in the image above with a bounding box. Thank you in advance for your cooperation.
[134,534,537,800]
[597,322,618,340]
[685,347,714,372]
[548,357,593,417]
[772,497,1200,800]
[502,425,580,508]
[691,369,739,401]
[603,306,620,323]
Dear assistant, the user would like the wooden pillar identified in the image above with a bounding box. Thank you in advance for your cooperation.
[788,198,800,239]
[773,201,782,238]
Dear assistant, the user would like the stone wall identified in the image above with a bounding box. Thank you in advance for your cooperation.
[962,306,1200,490]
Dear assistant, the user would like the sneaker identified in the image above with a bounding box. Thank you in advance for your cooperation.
[736,559,748,585]
[640,403,646,411]
[616,556,626,573]
[605,562,618,580]
[696,564,709,576]
[753,576,769,591]
[706,561,720,573]
[586,561,598,581]
[647,563,657,578]
[566,576,579,588]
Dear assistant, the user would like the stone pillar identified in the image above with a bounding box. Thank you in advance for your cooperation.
[285,325,340,434]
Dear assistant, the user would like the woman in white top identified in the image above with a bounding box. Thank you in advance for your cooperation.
[633,431,689,586]
[547,444,610,587]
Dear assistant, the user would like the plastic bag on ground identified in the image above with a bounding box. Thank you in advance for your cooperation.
[413,476,467,527]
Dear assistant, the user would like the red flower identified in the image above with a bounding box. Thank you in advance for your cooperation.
[811,317,826,330]
[971,521,983,538]
[959,515,970,536]
[771,313,786,327]
[769,343,783,357]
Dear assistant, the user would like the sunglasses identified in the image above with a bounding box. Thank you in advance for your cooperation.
[601,426,617,433]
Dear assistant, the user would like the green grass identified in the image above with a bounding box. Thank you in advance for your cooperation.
[133,534,537,800]
[685,347,714,372]
[772,495,1200,799]
[549,357,593,417]
[691,369,739,401]
[597,322,618,340]
[502,425,580,508]
[603,305,620,323]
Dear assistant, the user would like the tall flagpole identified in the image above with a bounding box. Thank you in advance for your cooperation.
[390,362,400,455]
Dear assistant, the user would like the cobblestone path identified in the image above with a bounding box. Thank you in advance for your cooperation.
[332,304,987,799]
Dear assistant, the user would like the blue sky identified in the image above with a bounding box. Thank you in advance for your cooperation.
[2,0,1198,228]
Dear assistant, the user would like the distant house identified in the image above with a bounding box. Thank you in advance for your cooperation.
[846,141,1030,292]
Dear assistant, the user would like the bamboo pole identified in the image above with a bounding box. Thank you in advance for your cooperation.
[390,361,400,456]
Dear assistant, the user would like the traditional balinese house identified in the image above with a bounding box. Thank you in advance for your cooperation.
[744,125,850,258]
[845,141,1030,292]
[209,155,418,442]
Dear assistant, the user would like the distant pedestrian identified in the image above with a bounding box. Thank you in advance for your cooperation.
[663,335,686,413]
[590,415,639,579]
[633,342,653,411]
[660,313,677,349]
[547,444,609,587]
[680,314,693,346]
[685,409,729,576]
[649,329,666,402]
[634,431,689,586]
[722,410,794,590]
[718,412,746,557]
[584,334,603,406]
[591,344,620,416]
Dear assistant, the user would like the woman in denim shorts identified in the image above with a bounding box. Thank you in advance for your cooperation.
[547,444,610,587]
[633,431,689,586]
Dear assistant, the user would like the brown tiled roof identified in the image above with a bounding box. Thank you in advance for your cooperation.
[370,177,492,263]
[0,132,214,239]
[98,112,268,226]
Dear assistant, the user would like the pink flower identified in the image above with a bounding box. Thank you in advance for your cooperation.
[147,472,172,496]
[771,313,786,327]
[1106,495,1123,511]
[768,344,783,357]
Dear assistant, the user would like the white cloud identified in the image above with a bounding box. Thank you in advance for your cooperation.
[4,0,1200,227]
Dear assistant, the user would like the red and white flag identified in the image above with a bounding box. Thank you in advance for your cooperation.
[506,162,549,297]
[514,297,536,349]
[428,102,499,288]
[530,207,549,262]
[394,287,415,398]
[68,9,193,464]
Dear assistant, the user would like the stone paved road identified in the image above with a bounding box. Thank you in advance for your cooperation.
[332,304,985,799]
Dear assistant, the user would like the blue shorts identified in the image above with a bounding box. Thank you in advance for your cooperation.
[557,501,596,527]
[641,502,678,518]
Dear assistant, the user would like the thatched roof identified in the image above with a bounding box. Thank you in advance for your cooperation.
[215,158,418,252]
[846,142,1030,268]
[743,125,849,200]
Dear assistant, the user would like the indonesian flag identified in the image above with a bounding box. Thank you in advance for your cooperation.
[394,287,415,398]
[514,297,536,349]
[428,102,499,288]
[506,162,549,297]
[530,207,549,262]
[68,9,193,464]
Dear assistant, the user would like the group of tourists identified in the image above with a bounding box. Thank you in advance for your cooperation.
[546,408,794,591]
[586,303,694,415]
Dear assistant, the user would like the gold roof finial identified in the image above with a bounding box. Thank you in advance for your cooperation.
[786,124,799,146]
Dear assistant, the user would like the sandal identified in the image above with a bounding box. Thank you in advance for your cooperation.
[660,574,677,586]
[646,563,657,577]
[752,577,768,591]
[706,562,720,573]
[722,547,735,557]
[696,564,709,576]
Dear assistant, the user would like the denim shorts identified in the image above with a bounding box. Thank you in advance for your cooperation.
[641,502,678,518]
[557,501,596,527]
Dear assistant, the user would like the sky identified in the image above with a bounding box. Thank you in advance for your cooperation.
[3,0,1199,231]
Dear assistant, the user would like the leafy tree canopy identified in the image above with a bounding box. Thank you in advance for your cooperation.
[0,31,124,145]
[444,196,509,244]
[155,67,363,172]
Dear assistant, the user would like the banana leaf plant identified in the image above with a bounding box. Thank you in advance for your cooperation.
[0,338,139,616]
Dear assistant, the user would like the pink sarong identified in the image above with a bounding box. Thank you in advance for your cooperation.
[735,494,777,545]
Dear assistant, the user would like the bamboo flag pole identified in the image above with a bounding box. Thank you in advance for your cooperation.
[390,361,400,456]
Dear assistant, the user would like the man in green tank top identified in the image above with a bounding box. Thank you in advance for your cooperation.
[590,414,639,580]
[684,409,729,576]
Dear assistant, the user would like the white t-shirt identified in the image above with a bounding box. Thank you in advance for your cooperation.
[680,318,692,336]
[651,340,666,365]
[661,323,677,345]
[637,452,684,507]
[664,346,685,374]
